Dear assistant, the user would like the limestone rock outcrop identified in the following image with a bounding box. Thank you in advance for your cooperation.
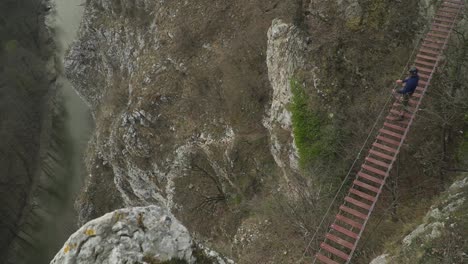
[51,206,233,264]
[370,176,468,264]
[263,19,309,181]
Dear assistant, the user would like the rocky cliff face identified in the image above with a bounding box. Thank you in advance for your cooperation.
[58,0,467,263]
[65,0,305,261]
[263,19,308,181]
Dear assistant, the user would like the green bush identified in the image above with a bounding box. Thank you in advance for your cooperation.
[290,78,338,167]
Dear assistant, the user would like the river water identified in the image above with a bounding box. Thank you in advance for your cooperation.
[36,0,91,262]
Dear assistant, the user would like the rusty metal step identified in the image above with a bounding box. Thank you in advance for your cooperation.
[392,96,418,105]
[372,142,398,154]
[441,4,464,10]
[376,134,401,146]
[421,42,443,50]
[326,233,355,250]
[417,53,438,61]
[424,37,446,44]
[435,13,457,19]
[386,115,410,126]
[419,73,431,80]
[345,196,372,210]
[340,205,368,220]
[427,32,449,39]
[379,128,404,139]
[353,180,380,194]
[316,253,340,264]
[384,122,407,132]
[442,1,464,8]
[415,59,436,67]
[369,149,394,161]
[433,15,456,23]
[350,188,376,202]
[393,100,416,109]
[336,214,363,229]
[419,79,428,86]
[432,22,453,29]
[393,102,416,113]
[389,109,412,118]
[416,64,434,73]
[365,157,391,169]
[321,242,350,261]
[358,171,384,184]
[331,223,360,239]
[430,26,451,34]
[362,164,388,177]
[438,7,460,14]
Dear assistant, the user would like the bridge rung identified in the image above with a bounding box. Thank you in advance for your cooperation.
[421,41,443,50]
[409,97,420,105]
[350,188,376,202]
[430,26,451,34]
[336,214,363,229]
[320,242,349,261]
[441,2,460,8]
[362,164,388,177]
[433,15,456,23]
[365,157,391,169]
[353,180,381,194]
[435,13,457,20]
[379,128,404,139]
[419,47,440,56]
[419,72,431,80]
[358,171,384,184]
[376,135,401,146]
[340,205,368,220]
[417,53,438,60]
[372,142,398,154]
[326,233,355,250]
[438,8,459,15]
[369,149,394,161]
[442,2,464,9]
[424,36,446,44]
[415,58,436,67]
[412,92,423,98]
[315,253,340,264]
[345,196,372,210]
[416,65,434,73]
[393,103,416,113]
[331,224,359,240]
[384,122,407,132]
[386,116,410,126]
[432,22,452,29]
[389,109,412,119]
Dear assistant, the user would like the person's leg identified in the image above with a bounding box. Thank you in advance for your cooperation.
[399,94,409,120]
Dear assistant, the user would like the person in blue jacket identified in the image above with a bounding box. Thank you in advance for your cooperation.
[395,66,419,120]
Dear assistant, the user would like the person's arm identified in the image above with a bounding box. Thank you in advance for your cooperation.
[396,78,408,84]
[395,78,408,94]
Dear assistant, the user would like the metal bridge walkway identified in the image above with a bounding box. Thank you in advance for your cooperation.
[314,0,465,263]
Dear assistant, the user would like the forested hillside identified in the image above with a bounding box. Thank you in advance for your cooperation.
[0,0,56,262]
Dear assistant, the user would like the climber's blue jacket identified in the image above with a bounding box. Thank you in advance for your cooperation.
[398,75,419,95]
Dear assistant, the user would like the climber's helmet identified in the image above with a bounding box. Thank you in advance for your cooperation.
[409,66,418,76]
